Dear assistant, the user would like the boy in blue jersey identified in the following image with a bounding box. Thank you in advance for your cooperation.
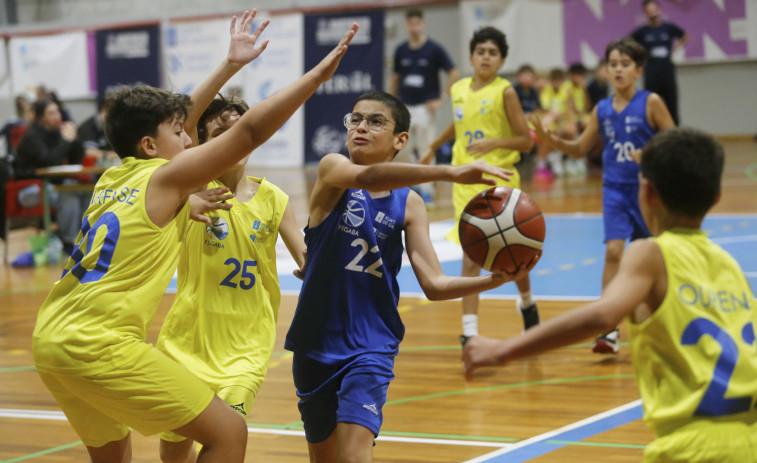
[464,127,757,462]
[284,89,539,462]
[530,37,675,354]
[31,19,358,463]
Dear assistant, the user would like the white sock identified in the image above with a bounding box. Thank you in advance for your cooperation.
[519,290,534,309]
[462,314,478,337]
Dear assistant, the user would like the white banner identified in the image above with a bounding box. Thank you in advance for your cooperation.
[460,0,564,74]
[9,32,91,99]
[241,13,304,168]
[163,18,239,95]
[0,41,10,99]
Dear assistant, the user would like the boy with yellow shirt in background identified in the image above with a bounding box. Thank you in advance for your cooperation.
[464,127,757,462]
[421,26,540,347]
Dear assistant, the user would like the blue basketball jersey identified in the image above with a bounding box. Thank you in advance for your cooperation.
[597,90,656,185]
[285,188,410,364]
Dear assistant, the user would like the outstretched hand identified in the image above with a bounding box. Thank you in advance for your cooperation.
[189,187,234,225]
[462,335,510,380]
[450,159,514,185]
[227,9,270,66]
[312,23,359,82]
[527,113,552,145]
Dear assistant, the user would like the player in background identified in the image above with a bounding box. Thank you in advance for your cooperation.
[464,127,757,463]
[31,20,358,463]
[284,89,539,463]
[530,37,675,354]
[154,11,306,463]
[420,27,540,346]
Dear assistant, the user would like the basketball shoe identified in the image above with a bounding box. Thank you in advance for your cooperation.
[592,329,620,354]
[517,299,540,331]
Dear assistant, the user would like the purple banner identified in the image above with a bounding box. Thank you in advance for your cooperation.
[563,0,748,64]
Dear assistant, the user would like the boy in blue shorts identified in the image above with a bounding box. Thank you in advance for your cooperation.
[530,37,675,353]
[284,89,539,462]
[464,127,757,462]
[31,21,358,463]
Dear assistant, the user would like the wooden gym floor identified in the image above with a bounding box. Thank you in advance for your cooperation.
[1,138,755,462]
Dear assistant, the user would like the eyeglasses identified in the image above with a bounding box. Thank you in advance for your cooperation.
[343,112,395,132]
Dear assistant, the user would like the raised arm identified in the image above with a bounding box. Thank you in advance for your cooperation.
[147,24,359,227]
[184,10,270,145]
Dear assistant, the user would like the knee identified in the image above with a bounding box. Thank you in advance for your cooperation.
[159,443,193,463]
[604,244,624,264]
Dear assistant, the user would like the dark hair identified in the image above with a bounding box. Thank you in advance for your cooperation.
[406,9,423,20]
[469,27,508,58]
[605,37,647,68]
[354,90,410,134]
[104,86,191,159]
[640,128,724,218]
[32,99,55,120]
[642,0,658,8]
[197,94,250,144]
[14,95,28,118]
[517,64,535,75]
[548,68,565,81]
[568,62,587,75]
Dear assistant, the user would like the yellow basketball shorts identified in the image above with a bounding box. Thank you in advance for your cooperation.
[447,167,521,244]
[36,343,214,448]
[644,420,757,463]
[160,384,256,443]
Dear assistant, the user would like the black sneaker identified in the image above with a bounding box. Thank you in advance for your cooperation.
[592,329,620,354]
[517,300,540,331]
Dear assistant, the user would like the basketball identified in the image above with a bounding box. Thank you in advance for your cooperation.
[458,186,546,274]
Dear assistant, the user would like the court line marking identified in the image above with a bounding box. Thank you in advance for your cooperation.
[462,399,643,463]
[0,408,511,449]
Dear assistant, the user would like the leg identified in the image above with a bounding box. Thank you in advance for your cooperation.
[308,422,375,463]
[461,253,482,340]
[592,239,626,354]
[159,437,196,463]
[515,275,540,331]
[86,434,132,463]
[171,395,248,463]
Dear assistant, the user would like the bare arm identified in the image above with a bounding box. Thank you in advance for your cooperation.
[463,239,665,377]
[647,93,676,131]
[419,122,455,164]
[443,68,460,98]
[529,107,601,158]
[147,24,359,227]
[388,72,400,96]
[404,192,536,300]
[467,87,533,156]
[278,203,307,275]
[673,32,689,53]
[308,153,514,228]
[184,10,270,145]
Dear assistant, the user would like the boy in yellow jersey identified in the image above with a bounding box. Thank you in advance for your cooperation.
[464,127,757,462]
[420,27,540,346]
[154,14,306,462]
[31,18,358,462]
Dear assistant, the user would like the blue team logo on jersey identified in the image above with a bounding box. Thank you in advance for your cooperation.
[206,217,229,240]
[343,200,365,227]
[454,105,464,120]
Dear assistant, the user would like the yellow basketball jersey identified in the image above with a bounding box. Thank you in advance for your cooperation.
[628,229,757,438]
[562,81,587,114]
[157,178,289,392]
[447,77,521,243]
[450,76,520,168]
[33,157,189,373]
[540,83,570,114]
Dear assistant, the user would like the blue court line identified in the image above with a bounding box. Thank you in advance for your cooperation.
[465,400,643,462]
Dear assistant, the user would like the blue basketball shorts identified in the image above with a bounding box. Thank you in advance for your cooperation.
[292,353,395,443]
[602,182,651,243]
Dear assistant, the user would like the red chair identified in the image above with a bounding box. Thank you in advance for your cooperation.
[3,178,45,263]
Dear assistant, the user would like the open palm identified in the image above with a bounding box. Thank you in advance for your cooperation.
[227,9,270,66]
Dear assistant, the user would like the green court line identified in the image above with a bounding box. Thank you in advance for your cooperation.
[0,366,36,373]
[746,162,757,181]
[2,441,82,462]
[380,430,518,442]
[546,439,646,449]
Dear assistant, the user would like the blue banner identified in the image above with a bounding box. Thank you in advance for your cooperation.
[95,25,161,98]
[303,10,384,164]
